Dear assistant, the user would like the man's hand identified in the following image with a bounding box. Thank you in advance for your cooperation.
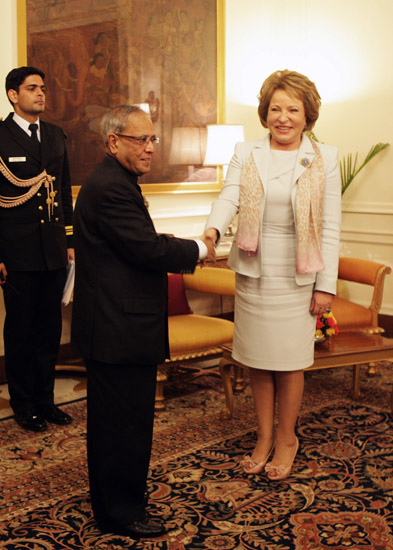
[67,248,75,265]
[0,262,7,284]
[202,235,216,263]
[201,228,219,264]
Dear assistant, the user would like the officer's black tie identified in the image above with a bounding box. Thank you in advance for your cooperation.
[28,123,41,151]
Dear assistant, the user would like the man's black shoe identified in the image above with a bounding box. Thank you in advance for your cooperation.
[14,413,47,432]
[36,405,72,426]
[100,516,166,539]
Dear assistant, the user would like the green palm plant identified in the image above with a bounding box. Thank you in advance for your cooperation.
[307,131,389,195]
[340,143,389,195]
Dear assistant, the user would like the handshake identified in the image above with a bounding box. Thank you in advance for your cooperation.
[200,227,219,264]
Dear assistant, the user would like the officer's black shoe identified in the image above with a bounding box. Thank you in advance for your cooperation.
[14,412,47,432]
[36,405,72,425]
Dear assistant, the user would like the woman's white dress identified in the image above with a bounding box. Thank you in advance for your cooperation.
[232,149,316,371]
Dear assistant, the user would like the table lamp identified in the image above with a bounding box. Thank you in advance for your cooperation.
[168,127,206,178]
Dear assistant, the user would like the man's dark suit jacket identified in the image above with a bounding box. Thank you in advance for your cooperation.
[0,113,73,271]
[71,154,199,366]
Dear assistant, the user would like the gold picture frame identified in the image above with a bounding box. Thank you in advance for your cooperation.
[17,0,225,196]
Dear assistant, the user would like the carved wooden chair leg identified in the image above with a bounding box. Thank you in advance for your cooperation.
[233,365,245,393]
[155,366,168,412]
[219,357,235,419]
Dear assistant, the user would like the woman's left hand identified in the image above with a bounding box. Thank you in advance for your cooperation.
[310,290,333,316]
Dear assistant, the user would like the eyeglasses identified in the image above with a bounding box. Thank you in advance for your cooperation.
[115,134,160,145]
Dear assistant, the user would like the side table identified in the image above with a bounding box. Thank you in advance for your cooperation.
[219,332,393,418]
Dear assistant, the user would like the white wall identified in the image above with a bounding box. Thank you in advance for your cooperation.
[0,0,18,118]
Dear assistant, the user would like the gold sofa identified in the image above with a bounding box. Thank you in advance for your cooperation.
[155,266,235,411]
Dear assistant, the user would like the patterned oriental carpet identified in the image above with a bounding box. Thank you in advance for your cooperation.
[1,362,393,550]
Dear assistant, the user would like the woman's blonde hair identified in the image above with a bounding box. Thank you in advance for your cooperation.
[257,70,321,131]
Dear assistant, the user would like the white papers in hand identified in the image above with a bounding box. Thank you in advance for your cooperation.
[62,260,75,306]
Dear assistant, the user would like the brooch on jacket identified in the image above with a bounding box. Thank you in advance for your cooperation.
[299,157,311,168]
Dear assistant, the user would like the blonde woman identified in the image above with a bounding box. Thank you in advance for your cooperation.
[204,70,341,480]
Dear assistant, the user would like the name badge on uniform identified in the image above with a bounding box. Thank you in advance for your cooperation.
[9,156,26,162]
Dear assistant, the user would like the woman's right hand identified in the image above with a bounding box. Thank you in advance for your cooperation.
[203,228,219,244]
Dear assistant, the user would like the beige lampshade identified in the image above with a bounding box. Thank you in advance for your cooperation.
[169,127,207,165]
[203,124,245,166]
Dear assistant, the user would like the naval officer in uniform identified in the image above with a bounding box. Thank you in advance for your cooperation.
[0,66,74,432]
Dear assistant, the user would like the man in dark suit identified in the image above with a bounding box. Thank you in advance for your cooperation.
[0,66,74,432]
[71,105,215,539]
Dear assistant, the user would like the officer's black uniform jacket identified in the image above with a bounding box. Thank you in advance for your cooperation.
[0,113,73,271]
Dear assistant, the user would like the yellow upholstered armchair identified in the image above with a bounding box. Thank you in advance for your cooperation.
[156,266,235,411]
[331,257,391,333]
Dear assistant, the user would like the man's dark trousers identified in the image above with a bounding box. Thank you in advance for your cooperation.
[85,359,157,528]
[3,268,66,415]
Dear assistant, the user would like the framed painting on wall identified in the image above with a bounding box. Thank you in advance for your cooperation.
[17,0,224,194]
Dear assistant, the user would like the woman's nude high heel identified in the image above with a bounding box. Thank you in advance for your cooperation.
[265,437,299,481]
[241,445,274,474]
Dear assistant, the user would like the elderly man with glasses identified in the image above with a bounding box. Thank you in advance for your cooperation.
[71,105,215,540]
